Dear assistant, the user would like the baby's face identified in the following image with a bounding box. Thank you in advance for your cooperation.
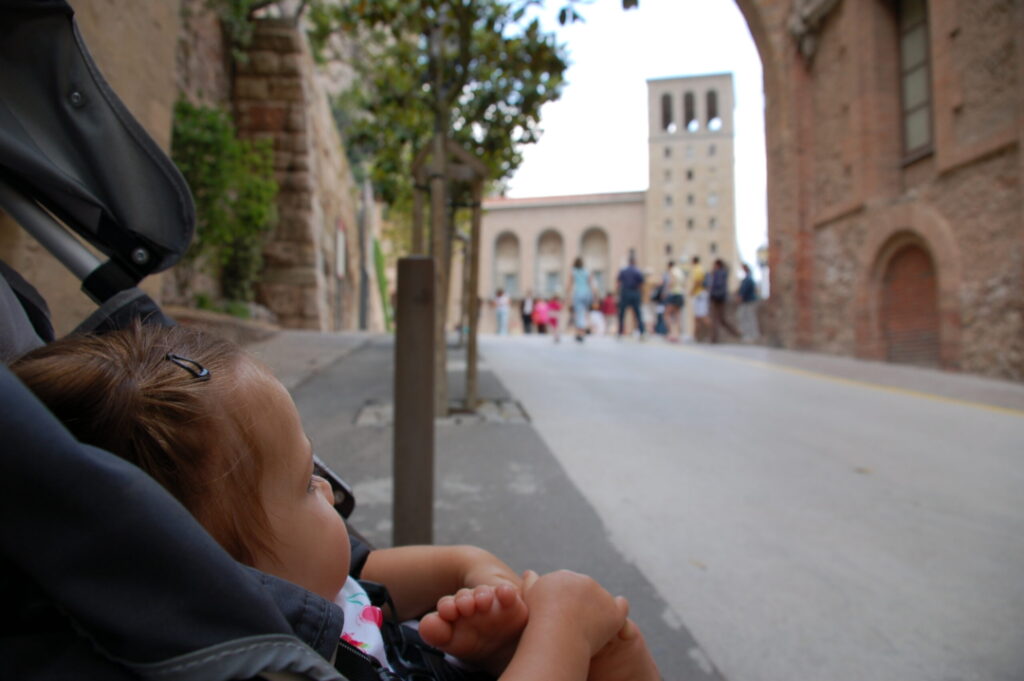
[241,365,350,602]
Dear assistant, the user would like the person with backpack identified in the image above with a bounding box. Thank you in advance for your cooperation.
[650,278,668,336]
[708,258,741,343]
[737,263,760,341]
[616,255,646,339]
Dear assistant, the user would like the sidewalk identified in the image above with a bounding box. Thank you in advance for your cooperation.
[248,329,726,681]
[702,343,1024,413]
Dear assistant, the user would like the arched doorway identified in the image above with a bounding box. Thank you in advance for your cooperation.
[880,244,940,366]
[494,232,521,296]
[536,229,564,296]
[580,227,610,294]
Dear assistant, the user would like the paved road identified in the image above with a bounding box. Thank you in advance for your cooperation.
[478,335,1024,681]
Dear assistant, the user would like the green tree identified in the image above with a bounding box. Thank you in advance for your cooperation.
[326,1,568,208]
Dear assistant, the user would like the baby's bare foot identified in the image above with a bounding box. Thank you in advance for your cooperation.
[588,618,661,681]
[419,584,528,675]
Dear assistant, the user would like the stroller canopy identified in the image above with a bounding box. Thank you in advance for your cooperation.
[0,0,194,280]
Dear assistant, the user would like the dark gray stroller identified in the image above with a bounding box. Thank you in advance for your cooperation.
[0,2,356,678]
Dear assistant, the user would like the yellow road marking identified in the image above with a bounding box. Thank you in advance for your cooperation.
[675,345,1024,418]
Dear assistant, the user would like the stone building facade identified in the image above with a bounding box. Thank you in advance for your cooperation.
[483,192,645,302]
[645,74,739,274]
[234,19,365,331]
[735,0,1023,379]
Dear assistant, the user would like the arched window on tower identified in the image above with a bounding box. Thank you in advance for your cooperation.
[661,93,676,133]
[706,90,722,131]
[684,91,698,132]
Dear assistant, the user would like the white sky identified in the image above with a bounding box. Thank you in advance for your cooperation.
[505,0,767,268]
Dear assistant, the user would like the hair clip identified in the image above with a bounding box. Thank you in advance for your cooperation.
[166,353,211,381]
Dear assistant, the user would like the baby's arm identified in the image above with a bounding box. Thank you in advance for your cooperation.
[361,545,520,620]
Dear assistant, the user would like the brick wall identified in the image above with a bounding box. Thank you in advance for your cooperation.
[736,0,1023,380]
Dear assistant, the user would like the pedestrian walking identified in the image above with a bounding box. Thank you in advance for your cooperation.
[690,256,709,341]
[600,293,617,335]
[737,263,760,342]
[548,295,563,343]
[588,301,606,336]
[532,297,550,334]
[520,291,535,334]
[566,257,596,343]
[664,260,685,342]
[616,255,646,339]
[651,278,668,336]
[494,288,510,335]
[708,259,741,343]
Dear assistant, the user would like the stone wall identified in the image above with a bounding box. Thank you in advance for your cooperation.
[235,19,362,331]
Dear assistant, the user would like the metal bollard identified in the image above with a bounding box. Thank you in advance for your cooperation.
[392,256,435,546]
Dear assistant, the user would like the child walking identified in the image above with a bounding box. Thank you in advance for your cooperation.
[12,324,659,681]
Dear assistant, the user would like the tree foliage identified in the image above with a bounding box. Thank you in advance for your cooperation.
[322,0,570,211]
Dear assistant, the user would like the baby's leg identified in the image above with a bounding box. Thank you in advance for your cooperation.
[588,618,661,681]
[419,584,528,675]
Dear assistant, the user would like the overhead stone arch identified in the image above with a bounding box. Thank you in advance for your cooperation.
[493,231,521,296]
[579,226,611,294]
[535,228,565,296]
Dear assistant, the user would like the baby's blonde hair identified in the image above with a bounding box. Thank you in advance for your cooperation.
[12,323,275,565]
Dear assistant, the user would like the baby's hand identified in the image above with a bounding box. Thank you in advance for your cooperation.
[522,570,628,657]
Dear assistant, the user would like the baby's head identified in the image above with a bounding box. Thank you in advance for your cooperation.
[12,324,349,600]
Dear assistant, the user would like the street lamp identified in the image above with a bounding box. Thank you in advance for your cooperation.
[756,244,769,299]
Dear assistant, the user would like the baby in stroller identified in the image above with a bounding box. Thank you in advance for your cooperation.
[12,323,660,681]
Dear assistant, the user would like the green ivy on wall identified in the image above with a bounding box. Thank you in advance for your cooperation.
[171,99,278,303]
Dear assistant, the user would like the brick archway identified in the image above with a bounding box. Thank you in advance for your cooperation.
[854,203,962,370]
[880,243,940,366]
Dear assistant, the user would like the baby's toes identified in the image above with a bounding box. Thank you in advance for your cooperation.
[455,588,478,617]
[472,586,496,613]
[437,595,460,622]
[419,612,454,647]
[493,584,519,609]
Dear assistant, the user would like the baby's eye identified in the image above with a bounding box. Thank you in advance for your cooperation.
[308,474,326,493]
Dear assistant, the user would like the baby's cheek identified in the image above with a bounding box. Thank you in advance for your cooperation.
[332,522,352,582]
